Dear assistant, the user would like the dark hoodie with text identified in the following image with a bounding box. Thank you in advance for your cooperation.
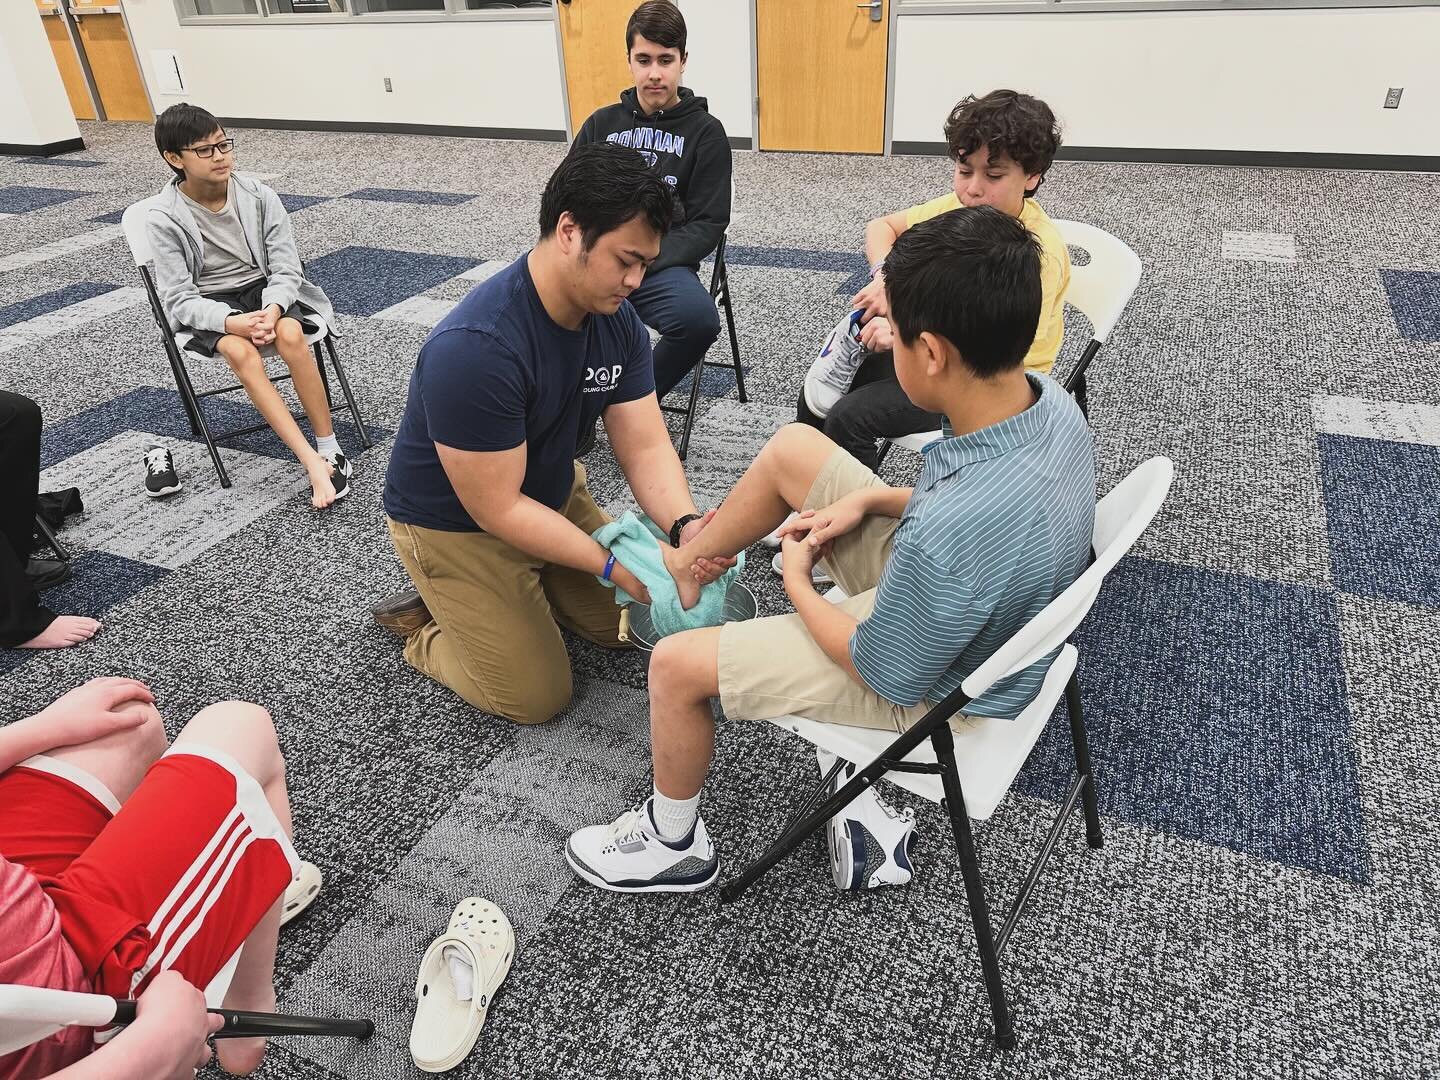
[574,87,732,275]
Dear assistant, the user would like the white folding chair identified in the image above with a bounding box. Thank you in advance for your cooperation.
[120,197,371,489]
[873,218,1143,462]
[720,456,1175,1050]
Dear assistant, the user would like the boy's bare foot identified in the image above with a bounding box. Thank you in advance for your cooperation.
[306,459,338,509]
[661,545,702,611]
[18,616,101,649]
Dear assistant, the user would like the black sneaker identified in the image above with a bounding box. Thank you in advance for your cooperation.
[322,449,353,479]
[143,444,181,498]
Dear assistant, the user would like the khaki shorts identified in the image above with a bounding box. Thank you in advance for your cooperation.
[717,448,931,734]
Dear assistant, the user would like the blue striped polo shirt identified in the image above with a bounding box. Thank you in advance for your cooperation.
[850,374,1095,719]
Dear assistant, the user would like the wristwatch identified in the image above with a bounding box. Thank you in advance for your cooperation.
[669,513,702,547]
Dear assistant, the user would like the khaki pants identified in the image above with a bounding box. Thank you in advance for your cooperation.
[386,463,626,725]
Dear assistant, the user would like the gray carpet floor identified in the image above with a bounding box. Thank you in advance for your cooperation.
[2,121,1438,1079]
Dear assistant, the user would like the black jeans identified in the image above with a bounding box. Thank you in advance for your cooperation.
[0,391,53,647]
[794,351,941,473]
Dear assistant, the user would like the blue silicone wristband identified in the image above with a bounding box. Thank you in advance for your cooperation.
[602,554,616,582]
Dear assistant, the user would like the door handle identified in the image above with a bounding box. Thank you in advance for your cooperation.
[856,1,882,21]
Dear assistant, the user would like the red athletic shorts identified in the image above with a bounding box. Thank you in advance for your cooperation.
[0,744,297,1002]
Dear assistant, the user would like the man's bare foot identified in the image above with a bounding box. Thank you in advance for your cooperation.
[18,616,101,649]
[661,545,702,611]
[306,460,337,509]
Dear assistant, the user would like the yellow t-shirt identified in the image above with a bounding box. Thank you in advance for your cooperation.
[903,193,1070,374]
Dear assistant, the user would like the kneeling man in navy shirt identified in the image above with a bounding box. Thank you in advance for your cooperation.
[376,143,726,725]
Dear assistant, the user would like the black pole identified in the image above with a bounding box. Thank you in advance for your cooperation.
[105,1000,373,1040]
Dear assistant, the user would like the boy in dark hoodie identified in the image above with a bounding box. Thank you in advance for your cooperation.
[573,0,732,402]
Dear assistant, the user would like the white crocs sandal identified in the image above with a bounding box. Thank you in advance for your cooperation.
[281,861,322,926]
[410,897,514,1074]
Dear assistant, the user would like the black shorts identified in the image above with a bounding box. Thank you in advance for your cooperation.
[185,278,321,357]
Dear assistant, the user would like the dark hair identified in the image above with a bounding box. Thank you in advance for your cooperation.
[539,143,673,250]
[155,103,224,181]
[943,90,1061,197]
[883,205,1042,379]
[626,0,686,54]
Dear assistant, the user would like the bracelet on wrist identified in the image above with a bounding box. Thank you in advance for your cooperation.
[602,554,616,582]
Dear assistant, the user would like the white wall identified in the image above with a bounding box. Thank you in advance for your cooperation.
[0,4,83,148]
[121,0,567,131]
[677,0,753,142]
[892,8,1440,156]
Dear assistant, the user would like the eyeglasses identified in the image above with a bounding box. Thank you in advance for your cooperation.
[181,139,235,159]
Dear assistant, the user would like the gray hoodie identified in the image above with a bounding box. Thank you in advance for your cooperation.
[145,174,337,351]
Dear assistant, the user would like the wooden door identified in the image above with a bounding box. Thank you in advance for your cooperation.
[70,0,152,122]
[36,0,95,120]
[556,0,636,136]
[756,0,889,153]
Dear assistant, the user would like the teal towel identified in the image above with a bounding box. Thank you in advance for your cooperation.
[592,513,744,638]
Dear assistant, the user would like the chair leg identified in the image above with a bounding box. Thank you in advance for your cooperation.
[674,360,705,462]
[314,342,335,411]
[171,349,230,487]
[720,280,746,405]
[875,439,894,469]
[34,514,70,562]
[932,723,1016,1050]
[1074,372,1089,420]
[1065,672,1104,848]
[324,337,373,449]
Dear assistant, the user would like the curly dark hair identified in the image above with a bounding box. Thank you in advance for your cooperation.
[943,90,1062,198]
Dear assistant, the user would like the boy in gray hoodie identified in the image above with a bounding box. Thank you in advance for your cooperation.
[147,103,350,509]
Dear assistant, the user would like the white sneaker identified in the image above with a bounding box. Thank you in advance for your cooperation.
[817,748,916,891]
[771,550,832,585]
[761,512,799,550]
[566,799,719,894]
[802,311,866,420]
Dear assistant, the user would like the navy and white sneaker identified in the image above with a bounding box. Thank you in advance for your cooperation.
[322,449,353,479]
[818,748,916,891]
[566,799,719,894]
[143,443,181,498]
[802,310,866,419]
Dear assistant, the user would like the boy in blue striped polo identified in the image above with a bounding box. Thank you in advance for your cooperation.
[566,206,1096,894]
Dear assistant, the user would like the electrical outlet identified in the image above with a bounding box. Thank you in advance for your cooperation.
[384,77,393,93]
[1384,87,1403,109]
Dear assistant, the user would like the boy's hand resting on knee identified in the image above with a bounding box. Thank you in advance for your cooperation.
[224,311,267,343]
[251,305,282,347]
[780,530,832,591]
[30,677,157,750]
[779,491,869,551]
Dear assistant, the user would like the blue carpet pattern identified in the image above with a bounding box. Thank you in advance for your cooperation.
[0,184,93,213]
[1,121,1438,1080]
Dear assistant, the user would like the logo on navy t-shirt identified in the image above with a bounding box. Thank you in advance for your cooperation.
[583,364,624,393]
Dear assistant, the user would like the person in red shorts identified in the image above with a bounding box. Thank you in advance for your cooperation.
[0,677,310,1079]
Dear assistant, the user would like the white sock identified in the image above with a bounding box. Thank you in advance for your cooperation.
[315,433,340,457]
[649,786,700,841]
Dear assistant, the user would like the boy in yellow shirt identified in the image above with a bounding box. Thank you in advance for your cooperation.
[797,89,1070,474]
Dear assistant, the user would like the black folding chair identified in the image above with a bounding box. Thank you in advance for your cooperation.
[121,199,372,489]
[659,234,747,461]
[721,458,1174,1049]
[33,514,70,562]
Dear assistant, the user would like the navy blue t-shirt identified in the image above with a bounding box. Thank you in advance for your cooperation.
[383,254,654,531]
